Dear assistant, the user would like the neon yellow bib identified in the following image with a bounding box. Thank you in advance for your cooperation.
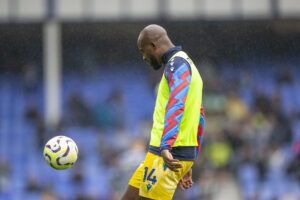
[150,51,203,147]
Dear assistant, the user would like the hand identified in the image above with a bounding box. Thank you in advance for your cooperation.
[161,149,182,172]
[179,168,193,191]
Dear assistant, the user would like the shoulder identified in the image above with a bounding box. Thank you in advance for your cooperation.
[165,56,191,74]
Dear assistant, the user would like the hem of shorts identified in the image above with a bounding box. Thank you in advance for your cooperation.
[128,182,139,189]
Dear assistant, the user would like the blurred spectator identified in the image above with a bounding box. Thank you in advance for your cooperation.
[278,66,293,85]
[22,61,39,95]
[199,61,222,92]
[25,105,46,148]
[72,163,86,198]
[270,113,292,146]
[41,190,59,200]
[268,93,292,146]
[26,174,41,192]
[269,93,282,116]
[224,124,244,153]
[204,133,232,169]
[226,91,249,122]
[111,139,147,199]
[68,93,93,126]
[93,89,125,129]
[0,159,11,197]
[198,169,216,199]
[198,168,242,200]
[255,92,272,115]
[210,169,242,200]
[287,140,300,183]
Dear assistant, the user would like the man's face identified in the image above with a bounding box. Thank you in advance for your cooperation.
[147,53,162,70]
[138,35,162,70]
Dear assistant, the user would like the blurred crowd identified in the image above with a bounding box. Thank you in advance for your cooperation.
[189,63,300,200]
[0,59,300,200]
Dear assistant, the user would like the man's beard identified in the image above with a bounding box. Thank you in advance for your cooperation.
[149,55,162,70]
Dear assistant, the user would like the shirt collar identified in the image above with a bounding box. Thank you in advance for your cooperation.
[161,46,182,64]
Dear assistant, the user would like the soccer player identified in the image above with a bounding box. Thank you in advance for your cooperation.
[121,24,205,200]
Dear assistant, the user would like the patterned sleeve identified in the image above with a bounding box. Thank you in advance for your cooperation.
[160,57,191,150]
[197,104,205,152]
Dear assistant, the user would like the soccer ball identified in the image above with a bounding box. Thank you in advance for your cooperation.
[43,136,78,170]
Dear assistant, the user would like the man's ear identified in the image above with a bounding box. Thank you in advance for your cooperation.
[151,42,156,49]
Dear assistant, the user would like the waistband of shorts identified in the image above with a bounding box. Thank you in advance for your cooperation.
[148,145,198,161]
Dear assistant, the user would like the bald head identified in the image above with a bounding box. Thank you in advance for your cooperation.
[138,24,173,50]
[137,24,175,70]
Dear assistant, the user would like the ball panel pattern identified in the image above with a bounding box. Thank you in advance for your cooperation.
[43,136,78,170]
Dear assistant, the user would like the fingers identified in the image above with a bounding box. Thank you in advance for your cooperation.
[179,180,185,191]
[187,179,194,188]
[179,179,193,191]
[179,181,187,191]
[182,180,194,190]
[170,161,183,168]
[165,161,182,172]
[164,158,182,172]
[161,149,182,172]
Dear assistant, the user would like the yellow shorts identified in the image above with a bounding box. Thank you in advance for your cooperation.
[129,152,193,200]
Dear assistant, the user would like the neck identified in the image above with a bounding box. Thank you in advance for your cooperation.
[158,44,175,60]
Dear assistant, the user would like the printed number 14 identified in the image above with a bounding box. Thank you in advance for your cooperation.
[143,167,157,185]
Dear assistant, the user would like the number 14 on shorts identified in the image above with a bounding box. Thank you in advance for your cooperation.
[143,167,157,186]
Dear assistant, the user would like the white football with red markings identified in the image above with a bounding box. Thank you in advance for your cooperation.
[43,136,78,170]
